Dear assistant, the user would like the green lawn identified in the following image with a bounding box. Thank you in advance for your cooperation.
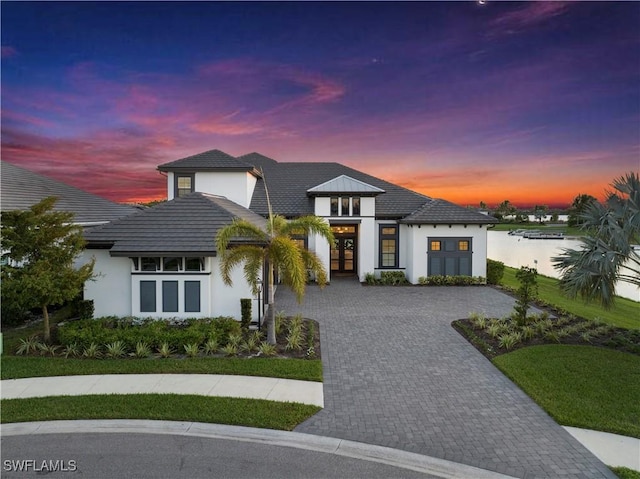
[1,355,322,382]
[493,345,640,438]
[1,394,320,430]
[501,266,639,329]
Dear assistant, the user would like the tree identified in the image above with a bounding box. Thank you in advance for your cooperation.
[567,194,597,227]
[553,173,640,308]
[216,213,334,345]
[533,204,549,223]
[513,267,538,326]
[1,197,95,342]
[494,200,517,221]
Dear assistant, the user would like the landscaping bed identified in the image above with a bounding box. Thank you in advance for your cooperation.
[453,312,640,361]
[11,313,320,362]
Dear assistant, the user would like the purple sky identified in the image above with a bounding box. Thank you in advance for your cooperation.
[2,1,638,207]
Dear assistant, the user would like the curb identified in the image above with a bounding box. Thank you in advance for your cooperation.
[2,420,517,479]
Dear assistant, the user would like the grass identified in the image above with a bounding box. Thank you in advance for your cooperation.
[1,356,322,382]
[501,266,639,329]
[493,345,640,439]
[0,394,320,430]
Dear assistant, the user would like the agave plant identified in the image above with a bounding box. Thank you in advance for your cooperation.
[104,341,127,358]
[157,342,174,358]
[15,336,43,356]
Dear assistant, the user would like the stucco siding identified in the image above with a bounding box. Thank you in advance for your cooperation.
[406,224,488,282]
[195,172,253,208]
[84,250,131,317]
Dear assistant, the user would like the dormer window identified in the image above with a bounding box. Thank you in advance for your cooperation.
[175,174,195,198]
[330,196,362,216]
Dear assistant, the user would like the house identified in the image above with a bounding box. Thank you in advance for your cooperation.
[1,162,138,226]
[83,149,496,321]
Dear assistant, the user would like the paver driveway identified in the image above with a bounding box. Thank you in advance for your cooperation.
[276,279,615,478]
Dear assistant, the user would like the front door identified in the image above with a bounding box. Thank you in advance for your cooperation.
[331,225,357,275]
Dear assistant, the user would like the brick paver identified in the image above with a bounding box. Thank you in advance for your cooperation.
[275,279,615,478]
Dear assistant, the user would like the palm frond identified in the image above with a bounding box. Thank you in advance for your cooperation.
[216,218,268,253]
[269,236,307,302]
[218,245,264,287]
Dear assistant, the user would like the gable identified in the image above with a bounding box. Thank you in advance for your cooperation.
[307,175,385,196]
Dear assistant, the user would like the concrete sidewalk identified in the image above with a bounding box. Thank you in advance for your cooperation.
[2,374,638,471]
[1,374,324,407]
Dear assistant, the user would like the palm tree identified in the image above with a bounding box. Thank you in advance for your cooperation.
[216,213,334,344]
[553,172,639,308]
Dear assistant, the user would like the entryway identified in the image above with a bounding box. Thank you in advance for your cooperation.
[330,224,358,276]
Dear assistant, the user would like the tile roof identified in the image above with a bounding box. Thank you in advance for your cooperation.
[1,162,138,225]
[400,198,497,224]
[307,175,386,195]
[84,192,267,256]
[240,156,431,219]
[158,149,258,173]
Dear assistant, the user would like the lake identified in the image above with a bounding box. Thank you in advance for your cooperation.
[487,231,639,303]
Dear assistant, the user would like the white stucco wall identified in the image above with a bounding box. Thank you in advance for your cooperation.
[84,253,262,321]
[358,217,376,281]
[405,224,489,283]
[195,172,256,208]
[83,250,132,317]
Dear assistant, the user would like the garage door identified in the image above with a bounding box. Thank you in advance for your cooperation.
[428,237,472,276]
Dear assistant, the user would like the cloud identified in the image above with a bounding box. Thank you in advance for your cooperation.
[1,46,18,58]
[489,2,573,35]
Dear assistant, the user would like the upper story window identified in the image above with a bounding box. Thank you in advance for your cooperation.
[330,196,362,217]
[175,174,195,198]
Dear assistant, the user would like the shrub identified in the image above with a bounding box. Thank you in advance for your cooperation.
[221,343,238,356]
[105,341,127,358]
[203,338,219,356]
[183,343,201,358]
[379,271,409,285]
[258,341,277,357]
[157,342,174,358]
[498,332,522,350]
[133,341,152,358]
[15,336,43,356]
[513,267,538,326]
[419,275,484,286]
[240,298,252,333]
[486,259,505,285]
[364,272,377,285]
[73,298,94,320]
[82,343,102,359]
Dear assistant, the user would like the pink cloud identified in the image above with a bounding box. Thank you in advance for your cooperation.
[490,2,572,35]
[1,46,18,58]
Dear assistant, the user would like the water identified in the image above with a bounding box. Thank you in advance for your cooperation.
[487,231,639,303]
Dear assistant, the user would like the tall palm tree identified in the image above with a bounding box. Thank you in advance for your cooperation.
[216,212,334,344]
[553,172,639,308]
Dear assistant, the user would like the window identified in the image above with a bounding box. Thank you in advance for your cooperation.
[185,257,205,272]
[330,197,339,216]
[458,240,470,251]
[141,257,160,272]
[133,257,205,273]
[379,225,399,268]
[162,281,179,312]
[176,174,195,198]
[430,241,441,251]
[163,257,182,271]
[342,197,350,216]
[140,281,156,312]
[352,197,361,216]
[185,281,201,312]
[291,235,307,250]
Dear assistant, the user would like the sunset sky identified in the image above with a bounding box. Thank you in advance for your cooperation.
[2,1,638,207]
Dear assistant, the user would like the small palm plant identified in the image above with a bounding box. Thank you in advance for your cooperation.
[216,189,334,345]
